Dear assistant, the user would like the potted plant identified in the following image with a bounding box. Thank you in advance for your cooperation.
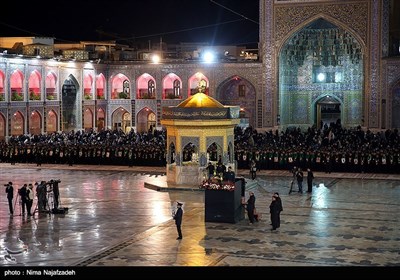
[118,92,128,99]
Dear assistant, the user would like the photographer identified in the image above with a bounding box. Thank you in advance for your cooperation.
[18,184,28,215]
[26,184,34,216]
[5,182,14,215]
[36,181,47,212]
[50,179,61,210]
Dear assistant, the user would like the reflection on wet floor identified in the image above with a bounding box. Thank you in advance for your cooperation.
[1,165,400,267]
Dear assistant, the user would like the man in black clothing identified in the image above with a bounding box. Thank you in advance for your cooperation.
[225,166,235,183]
[173,202,183,240]
[52,180,60,210]
[5,182,14,215]
[296,168,304,194]
[206,162,215,181]
[307,168,314,193]
[273,192,283,228]
[18,184,28,215]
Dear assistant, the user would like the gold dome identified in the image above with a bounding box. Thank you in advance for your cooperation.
[177,92,224,108]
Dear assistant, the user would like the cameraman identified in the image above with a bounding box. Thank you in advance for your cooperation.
[18,184,28,215]
[26,184,34,216]
[36,181,47,212]
[52,179,60,210]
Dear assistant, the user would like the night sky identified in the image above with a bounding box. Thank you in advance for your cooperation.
[1,0,259,47]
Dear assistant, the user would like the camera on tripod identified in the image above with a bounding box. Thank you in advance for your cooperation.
[47,179,61,185]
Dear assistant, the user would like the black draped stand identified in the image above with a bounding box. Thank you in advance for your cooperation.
[204,177,246,223]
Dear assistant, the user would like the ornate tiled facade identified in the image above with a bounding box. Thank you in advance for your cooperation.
[261,0,400,130]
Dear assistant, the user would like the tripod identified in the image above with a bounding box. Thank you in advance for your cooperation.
[288,179,294,195]
[12,194,18,216]
[32,198,39,216]
[13,194,23,216]
[46,191,54,214]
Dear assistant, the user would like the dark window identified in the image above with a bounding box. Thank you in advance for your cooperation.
[239,85,246,97]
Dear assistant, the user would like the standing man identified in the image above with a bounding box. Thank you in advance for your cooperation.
[225,166,235,183]
[296,168,304,194]
[270,195,280,231]
[245,191,256,224]
[36,181,47,213]
[52,180,60,210]
[18,184,28,215]
[273,192,283,228]
[26,184,34,216]
[173,202,183,240]
[250,160,257,180]
[5,182,14,215]
[206,162,215,181]
[307,168,314,193]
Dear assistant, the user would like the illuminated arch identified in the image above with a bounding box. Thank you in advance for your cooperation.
[111,73,130,99]
[46,71,58,100]
[29,110,42,135]
[96,108,105,131]
[11,111,24,136]
[83,73,93,100]
[0,113,5,140]
[96,73,106,100]
[10,70,24,101]
[137,73,156,99]
[0,70,5,101]
[28,70,42,100]
[188,72,209,96]
[162,73,182,99]
[136,107,155,133]
[83,107,94,131]
[46,110,58,133]
[111,107,131,133]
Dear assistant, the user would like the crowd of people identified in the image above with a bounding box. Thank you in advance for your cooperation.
[235,122,400,174]
[0,121,399,174]
[0,129,166,167]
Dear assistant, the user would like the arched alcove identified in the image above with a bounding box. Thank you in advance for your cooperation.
[96,73,106,100]
[111,73,130,99]
[0,113,6,140]
[278,17,364,128]
[46,71,57,100]
[137,107,155,133]
[112,107,131,133]
[83,108,93,131]
[188,72,209,96]
[10,70,24,101]
[61,75,79,132]
[162,73,182,99]
[29,110,42,135]
[217,75,256,128]
[137,73,156,99]
[28,70,41,100]
[11,111,24,136]
[46,110,57,133]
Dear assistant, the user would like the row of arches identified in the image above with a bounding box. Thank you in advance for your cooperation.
[0,70,258,135]
[0,69,213,102]
[0,106,160,140]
